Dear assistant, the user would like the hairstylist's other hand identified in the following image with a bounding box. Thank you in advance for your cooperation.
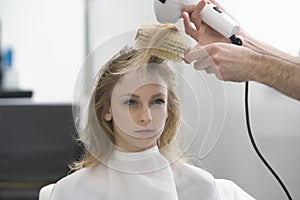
[183,0,235,45]
[184,43,257,82]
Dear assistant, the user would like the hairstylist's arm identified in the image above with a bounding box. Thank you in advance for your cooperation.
[183,0,300,100]
[184,43,300,100]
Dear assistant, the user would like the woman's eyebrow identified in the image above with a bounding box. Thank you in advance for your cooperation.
[121,93,166,99]
[151,93,167,98]
[121,94,140,98]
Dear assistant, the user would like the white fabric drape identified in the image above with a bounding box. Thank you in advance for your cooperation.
[49,146,255,200]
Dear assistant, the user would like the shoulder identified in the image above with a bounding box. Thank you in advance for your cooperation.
[215,179,256,200]
[51,168,90,198]
[172,162,217,192]
[173,162,256,200]
[173,161,215,181]
[51,165,106,199]
[57,166,95,186]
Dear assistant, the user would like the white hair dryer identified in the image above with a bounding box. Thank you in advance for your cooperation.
[154,0,242,44]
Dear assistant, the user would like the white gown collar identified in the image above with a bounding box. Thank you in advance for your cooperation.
[105,145,179,200]
[111,145,159,161]
[108,145,171,174]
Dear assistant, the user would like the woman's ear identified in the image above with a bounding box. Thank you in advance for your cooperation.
[104,108,112,121]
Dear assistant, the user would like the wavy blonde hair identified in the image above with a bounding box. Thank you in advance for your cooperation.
[71,24,183,170]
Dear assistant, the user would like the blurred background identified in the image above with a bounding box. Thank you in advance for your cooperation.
[0,0,299,199]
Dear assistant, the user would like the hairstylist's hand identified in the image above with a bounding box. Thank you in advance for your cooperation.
[182,0,235,45]
[184,43,257,82]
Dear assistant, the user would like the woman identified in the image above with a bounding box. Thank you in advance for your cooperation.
[40,24,255,200]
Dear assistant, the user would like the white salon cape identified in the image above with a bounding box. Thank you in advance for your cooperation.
[45,146,255,200]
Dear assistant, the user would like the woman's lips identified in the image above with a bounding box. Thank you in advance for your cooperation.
[135,129,155,134]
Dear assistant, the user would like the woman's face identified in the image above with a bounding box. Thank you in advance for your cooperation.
[106,69,169,152]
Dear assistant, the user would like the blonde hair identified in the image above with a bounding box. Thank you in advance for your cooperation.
[71,24,183,170]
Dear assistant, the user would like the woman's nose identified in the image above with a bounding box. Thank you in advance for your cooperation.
[138,105,152,125]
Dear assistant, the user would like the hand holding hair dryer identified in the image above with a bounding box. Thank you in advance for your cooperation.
[153,0,242,44]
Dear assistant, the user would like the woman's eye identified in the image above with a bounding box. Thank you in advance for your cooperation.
[153,98,165,105]
[124,99,138,105]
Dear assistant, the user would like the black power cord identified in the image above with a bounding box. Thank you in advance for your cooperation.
[244,82,292,200]
[230,34,292,200]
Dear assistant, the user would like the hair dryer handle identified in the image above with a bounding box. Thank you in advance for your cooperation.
[201,4,239,38]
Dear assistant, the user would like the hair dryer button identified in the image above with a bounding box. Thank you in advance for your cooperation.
[213,6,222,13]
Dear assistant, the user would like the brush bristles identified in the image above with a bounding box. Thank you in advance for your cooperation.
[135,26,190,62]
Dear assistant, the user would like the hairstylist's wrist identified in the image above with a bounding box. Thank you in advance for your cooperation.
[245,49,265,82]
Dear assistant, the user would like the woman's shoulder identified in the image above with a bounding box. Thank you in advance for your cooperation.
[173,162,256,199]
[57,166,94,185]
[173,161,215,180]
[214,179,256,200]
[51,167,91,196]
[51,165,106,199]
